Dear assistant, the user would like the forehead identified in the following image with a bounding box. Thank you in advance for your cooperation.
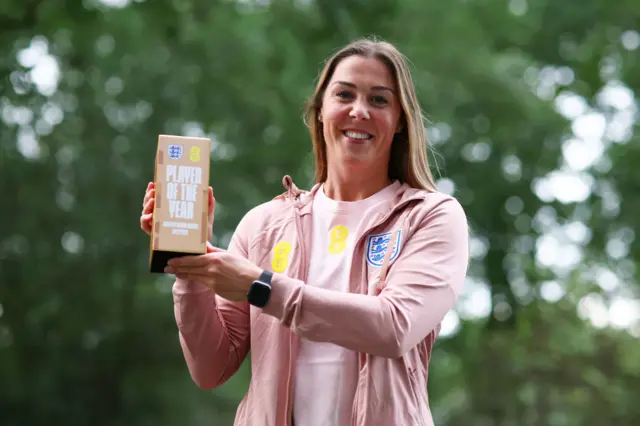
[329,55,396,90]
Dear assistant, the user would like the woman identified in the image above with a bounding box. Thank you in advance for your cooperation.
[140,38,469,426]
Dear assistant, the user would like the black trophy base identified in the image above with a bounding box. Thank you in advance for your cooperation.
[150,250,196,273]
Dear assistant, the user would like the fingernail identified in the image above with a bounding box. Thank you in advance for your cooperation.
[164,266,173,273]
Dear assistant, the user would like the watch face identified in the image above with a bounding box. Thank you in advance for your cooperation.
[249,281,271,307]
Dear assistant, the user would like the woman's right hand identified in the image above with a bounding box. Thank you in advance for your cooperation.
[140,182,155,236]
[140,182,215,241]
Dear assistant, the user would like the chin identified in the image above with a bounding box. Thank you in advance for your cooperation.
[327,142,380,169]
[338,153,372,170]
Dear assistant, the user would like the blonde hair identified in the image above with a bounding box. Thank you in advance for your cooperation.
[304,38,437,191]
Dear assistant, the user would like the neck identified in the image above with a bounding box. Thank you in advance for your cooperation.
[323,165,391,201]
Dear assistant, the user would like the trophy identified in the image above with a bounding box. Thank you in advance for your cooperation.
[149,135,210,273]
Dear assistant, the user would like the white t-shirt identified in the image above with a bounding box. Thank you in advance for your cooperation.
[293,181,401,426]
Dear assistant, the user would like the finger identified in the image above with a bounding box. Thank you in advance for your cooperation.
[174,274,215,290]
[167,253,214,267]
[140,213,153,233]
[142,197,154,214]
[173,271,197,280]
[206,242,224,253]
[143,189,155,207]
[167,265,209,276]
[146,181,153,191]
[175,273,194,281]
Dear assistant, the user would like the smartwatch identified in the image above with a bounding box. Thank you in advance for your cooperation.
[247,270,273,308]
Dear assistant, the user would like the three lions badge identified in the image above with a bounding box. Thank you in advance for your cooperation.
[365,230,402,267]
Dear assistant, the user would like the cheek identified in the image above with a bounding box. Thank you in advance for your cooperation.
[374,113,398,136]
[374,116,400,151]
[322,121,333,141]
[322,102,349,124]
[382,105,402,131]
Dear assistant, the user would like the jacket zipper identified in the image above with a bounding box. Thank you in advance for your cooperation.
[350,194,423,425]
[284,192,423,425]
[285,201,311,426]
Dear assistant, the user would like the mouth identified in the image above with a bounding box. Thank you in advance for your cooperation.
[343,130,373,142]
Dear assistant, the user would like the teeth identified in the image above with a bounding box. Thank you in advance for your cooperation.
[344,131,371,140]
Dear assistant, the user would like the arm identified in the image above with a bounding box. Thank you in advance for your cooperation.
[172,216,253,390]
[262,198,469,358]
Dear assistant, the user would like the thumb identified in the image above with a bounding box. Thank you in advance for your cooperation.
[206,241,224,253]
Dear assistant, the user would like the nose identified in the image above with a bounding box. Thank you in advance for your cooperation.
[349,100,370,120]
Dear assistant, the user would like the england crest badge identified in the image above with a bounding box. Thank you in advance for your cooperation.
[168,144,184,160]
[365,229,402,267]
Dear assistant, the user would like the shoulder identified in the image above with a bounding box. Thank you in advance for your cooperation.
[231,176,315,245]
[422,191,467,226]
[397,190,470,293]
[236,196,294,237]
[412,191,470,261]
[231,191,310,253]
[399,187,468,231]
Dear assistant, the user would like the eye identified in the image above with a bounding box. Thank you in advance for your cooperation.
[336,90,353,99]
[371,95,388,106]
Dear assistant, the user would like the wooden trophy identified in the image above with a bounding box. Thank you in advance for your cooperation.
[149,135,210,273]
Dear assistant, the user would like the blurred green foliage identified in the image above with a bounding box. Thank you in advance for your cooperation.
[1,0,639,425]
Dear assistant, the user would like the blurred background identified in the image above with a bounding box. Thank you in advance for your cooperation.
[1,0,640,425]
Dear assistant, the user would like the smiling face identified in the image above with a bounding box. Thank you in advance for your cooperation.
[319,55,403,178]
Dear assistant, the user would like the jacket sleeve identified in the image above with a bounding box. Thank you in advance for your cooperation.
[261,197,469,359]
[172,213,253,389]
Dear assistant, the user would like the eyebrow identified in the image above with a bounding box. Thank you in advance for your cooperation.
[333,80,395,93]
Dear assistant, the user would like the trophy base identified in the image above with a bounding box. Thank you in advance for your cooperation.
[150,250,193,273]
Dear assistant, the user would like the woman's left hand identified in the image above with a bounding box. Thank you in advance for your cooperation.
[165,243,263,302]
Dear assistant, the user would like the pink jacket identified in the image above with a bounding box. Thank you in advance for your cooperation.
[172,176,469,426]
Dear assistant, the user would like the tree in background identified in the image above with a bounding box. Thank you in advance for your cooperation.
[1,0,639,425]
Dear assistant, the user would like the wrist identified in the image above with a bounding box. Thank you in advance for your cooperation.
[244,265,263,291]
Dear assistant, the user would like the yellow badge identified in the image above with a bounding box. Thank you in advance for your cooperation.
[189,146,201,162]
[328,225,349,254]
[271,241,292,272]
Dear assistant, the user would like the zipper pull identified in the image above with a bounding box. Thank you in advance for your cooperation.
[374,277,384,295]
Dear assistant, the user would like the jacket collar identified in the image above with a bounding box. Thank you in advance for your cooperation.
[279,175,431,216]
